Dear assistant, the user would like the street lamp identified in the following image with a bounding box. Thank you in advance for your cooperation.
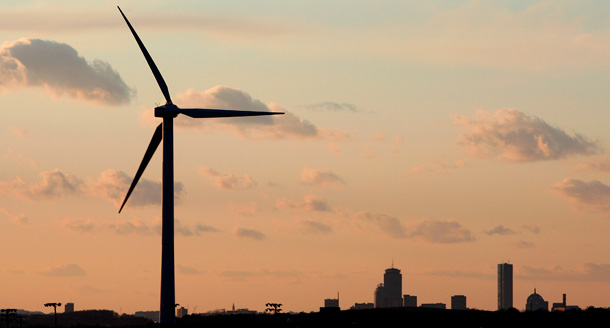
[44,303,61,328]
[0,309,17,328]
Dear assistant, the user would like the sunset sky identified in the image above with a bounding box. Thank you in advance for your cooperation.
[2,0,610,314]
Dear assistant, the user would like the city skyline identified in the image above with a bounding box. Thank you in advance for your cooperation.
[2,0,610,314]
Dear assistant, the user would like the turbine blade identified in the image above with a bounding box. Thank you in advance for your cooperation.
[180,108,284,118]
[117,6,172,104]
[119,123,163,213]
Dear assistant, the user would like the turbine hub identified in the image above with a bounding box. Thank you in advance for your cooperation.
[155,103,180,118]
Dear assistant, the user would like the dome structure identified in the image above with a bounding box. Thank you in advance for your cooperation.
[526,289,548,311]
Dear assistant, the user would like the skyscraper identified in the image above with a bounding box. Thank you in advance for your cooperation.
[498,263,513,310]
[384,267,403,307]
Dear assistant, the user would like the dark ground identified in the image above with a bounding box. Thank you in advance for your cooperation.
[8,307,610,328]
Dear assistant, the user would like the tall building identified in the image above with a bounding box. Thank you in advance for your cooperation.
[374,283,386,308]
[65,303,74,313]
[384,267,403,307]
[451,295,467,310]
[498,263,513,310]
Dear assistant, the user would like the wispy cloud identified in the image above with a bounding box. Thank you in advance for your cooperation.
[454,109,598,162]
[411,158,469,175]
[62,218,95,233]
[300,167,345,187]
[299,220,333,234]
[172,86,317,139]
[520,263,610,282]
[0,38,132,105]
[553,178,610,215]
[305,101,363,113]
[40,263,86,277]
[198,167,257,190]
[0,208,28,226]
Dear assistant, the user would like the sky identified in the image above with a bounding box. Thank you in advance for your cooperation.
[1,0,610,314]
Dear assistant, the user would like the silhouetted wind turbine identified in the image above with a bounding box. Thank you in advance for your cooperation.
[116,6,283,324]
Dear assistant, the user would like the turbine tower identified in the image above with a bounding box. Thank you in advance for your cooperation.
[116,7,283,324]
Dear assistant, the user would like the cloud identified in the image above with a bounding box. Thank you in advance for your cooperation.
[305,101,363,112]
[454,109,599,162]
[112,219,154,236]
[175,219,220,236]
[408,219,475,243]
[411,158,469,175]
[0,208,28,226]
[62,218,95,233]
[111,218,218,236]
[90,169,184,209]
[0,169,83,200]
[172,86,317,139]
[40,263,86,277]
[300,167,345,187]
[0,38,132,105]
[177,265,202,275]
[515,241,535,249]
[484,225,516,236]
[3,147,38,167]
[520,263,610,282]
[228,201,259,217]
[198,167,257,190]
[522,225,541,234]
[233,226,267,241]
[8,126,30,137]
[275,195,333,212]
[300,220,332,234]
[553,178,610,215]
[358,212,407,239]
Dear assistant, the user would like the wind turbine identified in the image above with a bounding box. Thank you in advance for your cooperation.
[116,7,283,324]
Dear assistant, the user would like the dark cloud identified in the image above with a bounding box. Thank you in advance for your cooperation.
[484,225,516,236]
[0,38,133,105]
[553,178,610,214]
[233,226,267,241]
[454,109,599,162]
[275,195,333,212]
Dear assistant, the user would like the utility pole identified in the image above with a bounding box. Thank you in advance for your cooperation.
[44,303,61,328]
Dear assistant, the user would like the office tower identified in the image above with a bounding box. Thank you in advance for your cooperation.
[384,267,403,307]
[176,307,188,318]
[498,263,513,310]
[451,295,467,310]
[64,303,74,313]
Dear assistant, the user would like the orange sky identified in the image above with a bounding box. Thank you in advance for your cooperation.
[1,0,610,314]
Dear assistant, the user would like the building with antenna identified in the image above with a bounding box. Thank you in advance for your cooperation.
[374,264,403,308]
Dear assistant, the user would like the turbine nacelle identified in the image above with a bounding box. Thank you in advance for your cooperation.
[155,103,180,118]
